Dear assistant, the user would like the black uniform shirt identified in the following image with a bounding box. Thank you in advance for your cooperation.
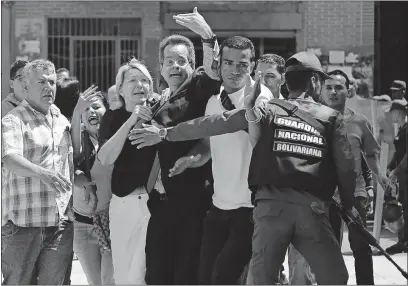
[252,96,356,210]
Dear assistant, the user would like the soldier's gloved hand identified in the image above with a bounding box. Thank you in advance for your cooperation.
[346,206,364,226]
[383,181,398,202]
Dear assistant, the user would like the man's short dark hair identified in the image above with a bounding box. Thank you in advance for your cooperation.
[327,70,350,89]
[10,60,29,80]
[257,54,285,74]
[159,34,196,70]
[219,36,256,62]
[285,71,321,92]
[56,68,71,77]
[54,77,80,119]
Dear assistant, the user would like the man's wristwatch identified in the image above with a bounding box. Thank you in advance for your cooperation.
[201,34,217,45]
[158,128,168,140]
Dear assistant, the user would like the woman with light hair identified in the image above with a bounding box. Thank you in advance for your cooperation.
[97,58,159,284]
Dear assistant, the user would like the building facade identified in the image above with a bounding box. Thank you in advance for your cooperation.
[1,1,374,97]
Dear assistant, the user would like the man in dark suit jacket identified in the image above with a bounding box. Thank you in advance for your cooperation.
[137,34,221,285]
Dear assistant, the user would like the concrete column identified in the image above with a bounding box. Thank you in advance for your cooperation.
[296,2,306,52]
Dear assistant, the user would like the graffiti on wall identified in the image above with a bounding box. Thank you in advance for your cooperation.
[15,18,43,62]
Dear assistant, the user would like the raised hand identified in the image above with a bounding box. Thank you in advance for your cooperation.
[244,71,263,109]
[169,154,202,177]
[74,85,102,115]
[128,85,154,125]
[173,7,213,39]
[128,102,153,127]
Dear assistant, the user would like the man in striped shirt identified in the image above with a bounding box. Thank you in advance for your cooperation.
[1,59,74,285]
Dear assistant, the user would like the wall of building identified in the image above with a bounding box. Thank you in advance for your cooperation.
[2,1,375,98]
[2,1,163,98]
[304,1,374,55]
[161,1,304,50]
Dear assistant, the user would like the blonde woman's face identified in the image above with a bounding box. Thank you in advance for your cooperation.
[120,68,151,107]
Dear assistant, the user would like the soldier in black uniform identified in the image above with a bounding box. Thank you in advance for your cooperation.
[244,51,361,285]
[386,99,408,254]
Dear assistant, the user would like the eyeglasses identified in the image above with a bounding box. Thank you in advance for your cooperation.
[162,58,189,67]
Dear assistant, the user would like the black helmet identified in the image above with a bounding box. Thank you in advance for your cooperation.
[383,200,404,233]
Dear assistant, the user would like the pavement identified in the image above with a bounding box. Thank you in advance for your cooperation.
[70,223,408,285]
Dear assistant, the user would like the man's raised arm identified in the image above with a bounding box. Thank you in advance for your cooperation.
[173,7,220,80]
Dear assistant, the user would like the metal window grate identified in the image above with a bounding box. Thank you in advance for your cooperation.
[48,18,140,93]
[48,18,141,37]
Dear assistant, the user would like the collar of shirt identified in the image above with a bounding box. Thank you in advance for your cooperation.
[288,92,315,103]
[5,93,22,106]
[20,100,62,118]
[219,79,254,107]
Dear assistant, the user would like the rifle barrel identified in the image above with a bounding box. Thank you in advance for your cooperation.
[332,198,408,280]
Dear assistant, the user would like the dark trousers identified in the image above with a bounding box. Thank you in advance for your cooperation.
[198,205,253,285]
[329,196,374,285]
[252,200,348,285]
[397,175,408,242]
[145,204,205,285]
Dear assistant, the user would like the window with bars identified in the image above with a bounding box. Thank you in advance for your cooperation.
[47,18,141,93]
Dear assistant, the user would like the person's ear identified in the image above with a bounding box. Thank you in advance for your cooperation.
[310,76,317,87]
[249,61,255,74]
[118,84,124,96]
[280,73,286,86]
[9,80,14,89]
[22,81,28,94]
[347,87,355,98]
[159,62,164,76]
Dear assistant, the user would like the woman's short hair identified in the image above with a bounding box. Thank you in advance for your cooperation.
[115,58,154,102]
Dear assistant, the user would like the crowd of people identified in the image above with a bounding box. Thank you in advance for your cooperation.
[1,7,407,285]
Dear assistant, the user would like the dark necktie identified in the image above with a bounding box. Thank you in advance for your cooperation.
[220,90,235,111]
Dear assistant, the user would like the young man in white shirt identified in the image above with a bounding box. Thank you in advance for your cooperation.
[194,37,272,285]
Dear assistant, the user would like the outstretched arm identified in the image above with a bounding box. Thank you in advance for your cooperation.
[168,138,211,177]
[173,7,220,80]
